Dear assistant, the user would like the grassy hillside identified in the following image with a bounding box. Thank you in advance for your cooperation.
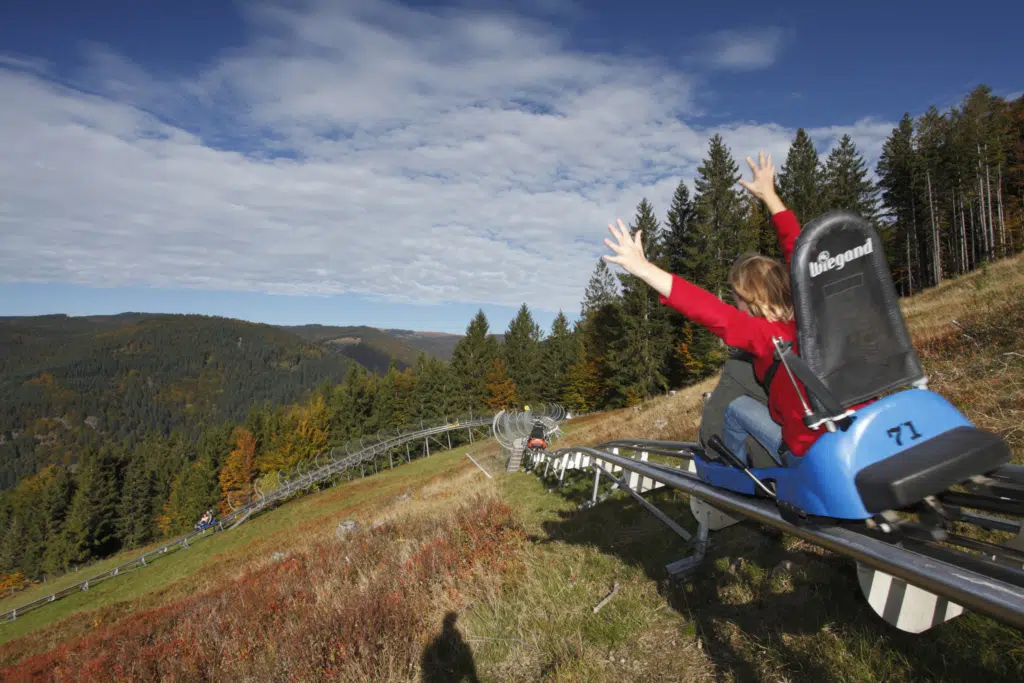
[284,324,493,367]
[0,313,352,489]
[384,328,466,362]
[1,256,1021,681]
[284,324,429,372]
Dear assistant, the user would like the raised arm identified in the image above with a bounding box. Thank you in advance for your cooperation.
[658,274,778,357]
[601,220,776,358]
[740,150,800,264]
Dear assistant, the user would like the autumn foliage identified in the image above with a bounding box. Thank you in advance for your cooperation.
[218,427,257,513]
[258,393,330,474]
[485,358,518,411]
[1,496,524,681]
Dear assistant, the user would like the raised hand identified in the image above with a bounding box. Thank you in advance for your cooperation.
[602,219,648,277]
[739,149,786,215]
[739,149,777,201]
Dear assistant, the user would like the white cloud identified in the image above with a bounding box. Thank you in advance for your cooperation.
[700,27,787,71]
[0,0,892,316]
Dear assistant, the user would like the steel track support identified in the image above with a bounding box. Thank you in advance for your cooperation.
[597,465,693,543]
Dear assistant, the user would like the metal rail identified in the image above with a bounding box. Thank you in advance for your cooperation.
[1,408,564,625]
[540,441,1024,632]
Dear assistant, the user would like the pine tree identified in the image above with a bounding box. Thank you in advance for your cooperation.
[777,128,825,225]
[410,353,458,423]
[40,466,75,574]
[914,107,953,285]
[116,458,155,550]
[674,134,749,379]
[335,365,377,440]
[577,259,621,408]
[62,448,122,564]
[0,507,24,574]
[449,310,499,413]
[691,134,749,297]
[1007,96,1024,253]
[158,456,220,535]
[662,180,696,280]
[877,114,921,293]
[503,303,544,404]
[660,180,708,388]
[371,362,400,431]
[484,358,519,411]
[559,342,601,413]
[538,312,576,402]
[580,259,619,317]
[607,198,673,404]
[822,134,879,221]
[391,367,417,428]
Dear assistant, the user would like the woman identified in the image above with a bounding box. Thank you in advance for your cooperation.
[602,152,814,467]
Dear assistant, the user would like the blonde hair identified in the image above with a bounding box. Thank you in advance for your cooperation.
[728,253,794,323]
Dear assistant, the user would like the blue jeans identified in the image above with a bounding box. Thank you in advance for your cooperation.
[723,396,784,467]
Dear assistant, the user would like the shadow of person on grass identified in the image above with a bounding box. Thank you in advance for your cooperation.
[537,479,1023,683]
[421,612,481,683]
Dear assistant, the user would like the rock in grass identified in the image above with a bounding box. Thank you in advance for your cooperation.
[336,519,359,539]
[774,559,794,574]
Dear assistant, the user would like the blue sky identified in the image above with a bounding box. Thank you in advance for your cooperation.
[0,0,1020,335]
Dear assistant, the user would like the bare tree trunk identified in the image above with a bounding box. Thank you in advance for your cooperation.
[911,196,922,288]
[952,194,960,275]
[959,190,969,272]
[977,147,989,260]
[905,231,913,295]
[978,168,989,260]
[969,197,977,268]
[985,154,996,258]
[997,163,1006,255]
[927,170,941,284]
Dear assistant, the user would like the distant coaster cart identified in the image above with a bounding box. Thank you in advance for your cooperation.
[194,509,218,532]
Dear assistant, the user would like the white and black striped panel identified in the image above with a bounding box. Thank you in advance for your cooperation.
[857,563,965,633]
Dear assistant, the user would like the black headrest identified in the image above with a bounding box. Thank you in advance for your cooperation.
[790,211,924,410]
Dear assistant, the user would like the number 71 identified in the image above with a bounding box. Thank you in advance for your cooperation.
[887,421,922,447]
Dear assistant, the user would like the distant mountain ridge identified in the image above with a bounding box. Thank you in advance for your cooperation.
[280,324,505,370]
[0,313,356,489]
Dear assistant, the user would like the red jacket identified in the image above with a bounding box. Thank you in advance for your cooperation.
[658,210,822,456]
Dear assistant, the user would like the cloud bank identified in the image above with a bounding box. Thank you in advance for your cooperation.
[0,0,894,315]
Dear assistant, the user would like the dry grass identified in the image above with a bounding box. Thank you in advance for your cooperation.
[557,379,717,449]
[2,489,523,681]
[901,254,1024,345]
[0,444,500,665]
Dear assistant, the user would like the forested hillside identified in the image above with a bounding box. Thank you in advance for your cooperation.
[1,83,1019,597]
[0,314,353,489]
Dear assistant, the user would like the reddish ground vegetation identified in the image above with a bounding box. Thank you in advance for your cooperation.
[2,496,523,682]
